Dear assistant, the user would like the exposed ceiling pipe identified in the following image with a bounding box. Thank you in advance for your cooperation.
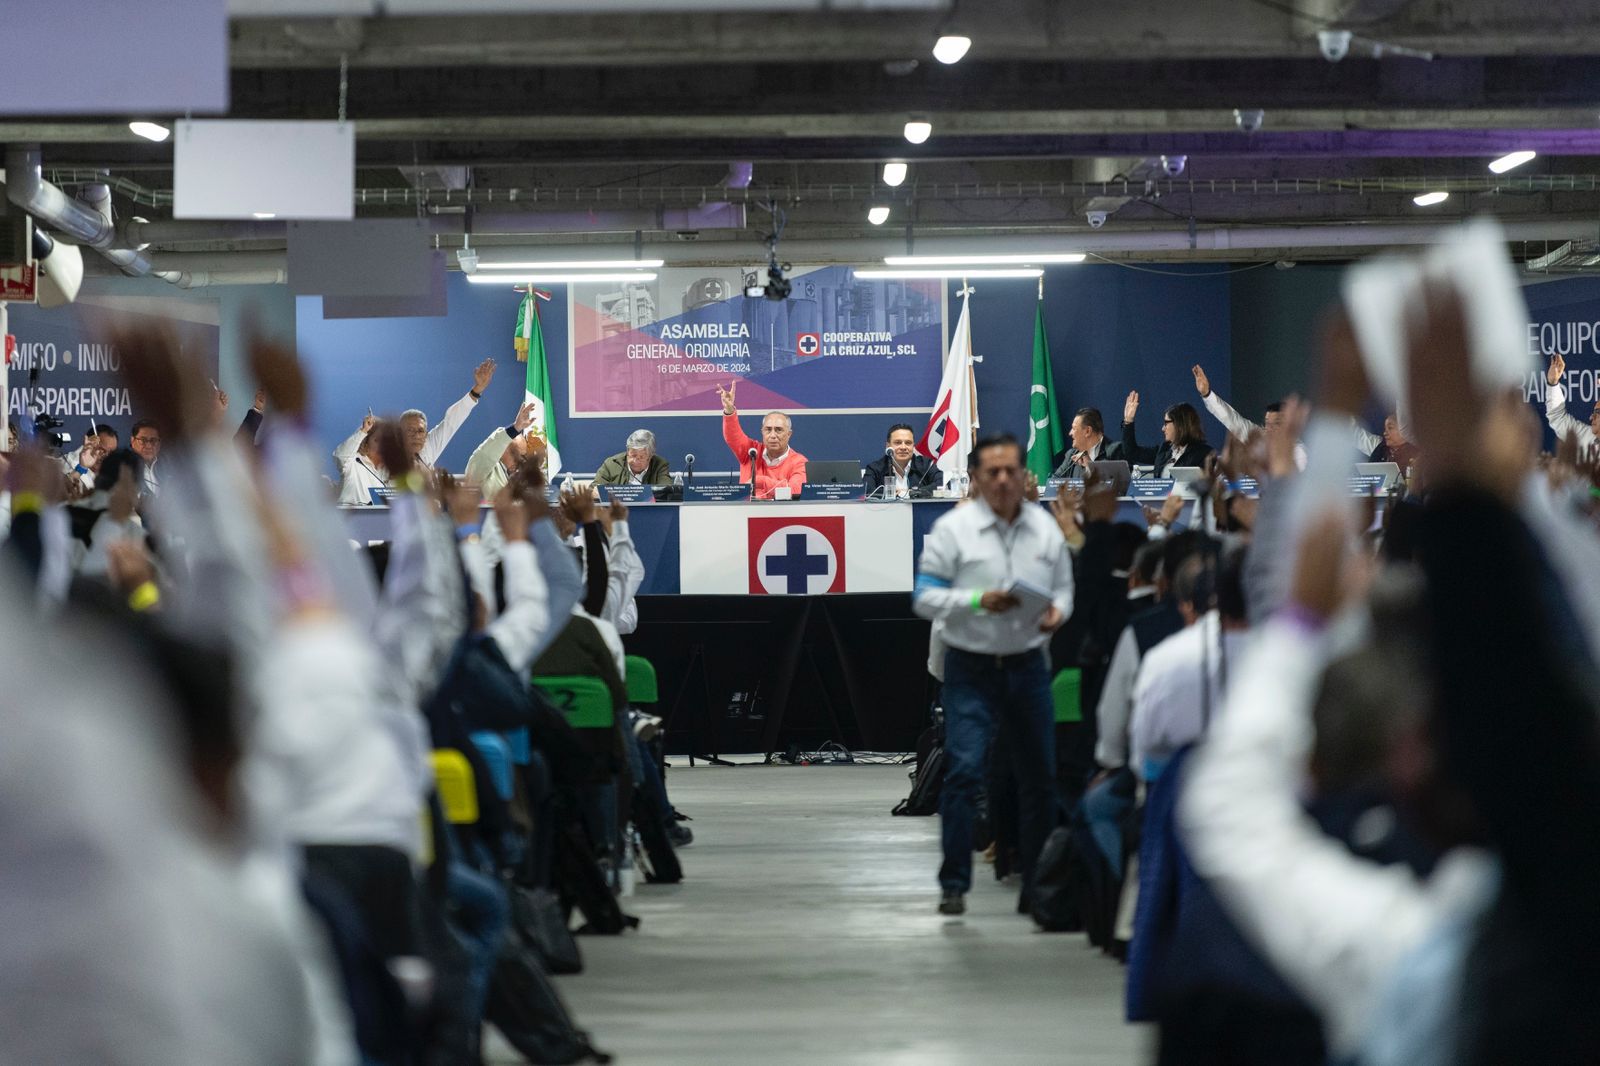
[155,269,290,288]
[3,146,157,277]
[132,218,1600,278]
[123,203,748,246]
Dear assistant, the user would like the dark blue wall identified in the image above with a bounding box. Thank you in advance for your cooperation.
[296,267,1236,475]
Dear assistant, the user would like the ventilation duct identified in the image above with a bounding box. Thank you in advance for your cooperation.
[3,146,157,279]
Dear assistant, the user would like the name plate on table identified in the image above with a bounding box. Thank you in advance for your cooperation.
[368,487,397,505]
[1348,475,1385,496]
[1128,478,1175,500]
[1226,477,1260,497]
[597,483,653,504]
[1042,477,1073,500]
[801,483,863,501]
[683,482,750,503]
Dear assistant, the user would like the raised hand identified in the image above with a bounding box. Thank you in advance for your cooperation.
[1123,390,1140,424]
[107,464,140,523]
[473,358,497,394]
[1548,353,1567,387]
[1158,491,1187,528]
[253,388,267,413]
[560,484,596,525]
[438,472,480,526]
[359,413,377,435]
[248,335,310,419]
[715,380,737,415]
[1267,396,1308,480]
[1191,364,1211,398]
[1290,510,1354,620]
[105,539,156,596]
[1050,488,1081,541]
[491,484,530,543]
[513,400,539,432]
[111,323,213,445]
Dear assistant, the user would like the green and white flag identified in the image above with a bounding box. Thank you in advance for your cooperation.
[1026,291,1064,481]
[515,290,562,477]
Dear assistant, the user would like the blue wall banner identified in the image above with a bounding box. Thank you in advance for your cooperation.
[5,293,220,446]
[568,265,945,417]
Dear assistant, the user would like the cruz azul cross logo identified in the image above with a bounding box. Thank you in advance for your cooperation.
[748,516,846,595]
[795,332,821,357]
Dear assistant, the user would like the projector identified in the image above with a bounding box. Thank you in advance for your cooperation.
[745,261,792,301]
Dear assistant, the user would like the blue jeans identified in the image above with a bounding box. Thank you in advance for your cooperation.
[939,647,1057,894]
[1082,768,1135,874]
[445,862,509,1027]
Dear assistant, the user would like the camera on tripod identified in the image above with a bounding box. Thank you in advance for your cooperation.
[31,412,70,456]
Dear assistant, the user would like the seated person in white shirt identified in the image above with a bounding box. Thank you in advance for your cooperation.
[1189,363,1310,471]
[465,400,541,499]
[594,429,671,486]
[862,423,942,498]
[336,421,390,506]
[1543,353,1599,452]
[332,357,497,474]
[61,423,119,492]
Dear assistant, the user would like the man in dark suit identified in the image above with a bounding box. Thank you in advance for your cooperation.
[863,423,943,498]
[1052,407,1127,479]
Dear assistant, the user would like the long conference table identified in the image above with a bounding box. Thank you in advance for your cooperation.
[343,480,1387,755]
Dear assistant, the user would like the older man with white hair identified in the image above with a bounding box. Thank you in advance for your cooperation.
[594,428,671,486]
[332,358,496,475]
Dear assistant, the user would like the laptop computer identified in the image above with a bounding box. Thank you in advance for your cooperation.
[805,460,863,485]
[1355,461,1402,491]
[1086,459,1132,496]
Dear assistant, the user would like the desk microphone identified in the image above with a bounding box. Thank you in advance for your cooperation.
[911,454,938,498]
[684,452,695,482]
[748,447,759,499]
[867,446,893,500]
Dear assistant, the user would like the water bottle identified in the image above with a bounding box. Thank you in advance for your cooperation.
[561,471,576,495]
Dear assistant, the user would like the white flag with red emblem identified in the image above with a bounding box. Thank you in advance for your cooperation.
[917,285,979,481]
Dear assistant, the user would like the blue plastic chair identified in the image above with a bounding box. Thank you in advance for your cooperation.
[506,727,531,767]
[469,731,515,801]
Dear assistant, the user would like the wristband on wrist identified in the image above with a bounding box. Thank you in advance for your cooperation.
[75,464,89,475]
[469,389,483,401]
[127,580,161,612]
[970,590,984,613]
[455,522,482,541]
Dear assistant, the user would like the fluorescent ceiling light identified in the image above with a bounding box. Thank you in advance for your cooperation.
[464,272,657,284]
[1412,191,1450,206]
[932,34,972,64]
[476,258,665,270]
[881,161,908,187]
[1488,150,1536,174]
[252,211,277,219]
[884,252,1085,265]
[903,119,932,144]
[128,121,170,142]
[853,268,1044,279]
[867,205,891,226]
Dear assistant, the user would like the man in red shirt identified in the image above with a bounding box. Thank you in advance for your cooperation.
[717,381,808,499]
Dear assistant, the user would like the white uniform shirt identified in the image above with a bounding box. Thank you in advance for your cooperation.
[1203,391,1308,470]
[1128,611,1248,780]
[333,391,479,473]
[337,456,389,506]
[1546,382,1597,451]
[914,496,1075,656]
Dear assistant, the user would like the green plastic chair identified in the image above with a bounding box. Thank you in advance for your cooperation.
[624,655,658,705]
[532,675,616,729]
[1051,668,1082,724]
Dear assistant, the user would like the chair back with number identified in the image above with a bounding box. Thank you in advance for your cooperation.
[624,655,658,705]
[430,749,479,824]
[469,732,515,801]
[531,675,615,730]
[1051,668,1082,724]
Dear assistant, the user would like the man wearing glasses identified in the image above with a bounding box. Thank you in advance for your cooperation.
[129,419,162,496]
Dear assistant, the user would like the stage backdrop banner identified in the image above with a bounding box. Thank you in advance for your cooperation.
[5,293,220,446]
[569,265,944,418]
[679,502,914,595]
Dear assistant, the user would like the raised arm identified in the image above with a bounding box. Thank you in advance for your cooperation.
[1120,390,1159,465]
[1544,355,1587,442]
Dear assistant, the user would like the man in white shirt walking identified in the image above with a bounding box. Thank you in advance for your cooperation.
[914,432,1074,916]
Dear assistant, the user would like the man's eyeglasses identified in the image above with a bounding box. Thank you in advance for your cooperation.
[133,435,161,445]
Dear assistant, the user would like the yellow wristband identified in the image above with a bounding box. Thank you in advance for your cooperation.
[11,491,44,516]
[394,470,426,494]
[127,580,161,612]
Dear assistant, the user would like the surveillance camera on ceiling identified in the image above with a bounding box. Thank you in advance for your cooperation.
[1160,155,1187,177]
[455,248,479,274]
[1233,108,1265,133]
[1086,210,1109,229]
[1317,29,1352,62]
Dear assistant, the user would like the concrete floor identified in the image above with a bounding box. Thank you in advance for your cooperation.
[489,763,1149,1065]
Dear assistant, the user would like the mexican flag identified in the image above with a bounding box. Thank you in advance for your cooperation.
[1026,293,1064,481]
[514,290,562,477]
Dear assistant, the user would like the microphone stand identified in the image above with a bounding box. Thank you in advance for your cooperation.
[909,455,937,499]
[866,447,894,500]
[748,447,760,501]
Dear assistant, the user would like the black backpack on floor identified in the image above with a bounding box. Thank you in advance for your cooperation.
[485,940,611,1065]
[1031,806,1118,939]
[892,724,946,816]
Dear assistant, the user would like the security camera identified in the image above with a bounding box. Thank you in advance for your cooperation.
[1233,108,1265,133]
[1086,210,1109,229]
[455,247,479,274]
[1160,155,1187,177]
[1317,29,1352,62]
